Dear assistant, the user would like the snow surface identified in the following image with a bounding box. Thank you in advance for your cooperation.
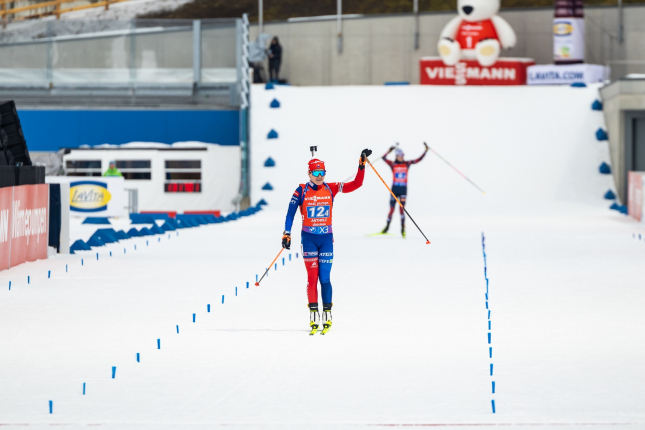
[2,84,645,428]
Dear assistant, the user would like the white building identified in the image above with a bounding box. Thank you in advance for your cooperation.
[62,142,240,213]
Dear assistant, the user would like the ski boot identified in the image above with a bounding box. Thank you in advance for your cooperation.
[381,220,391,234]
[401,223,406,238]
[309,303,320,335]
[321,303,332,335]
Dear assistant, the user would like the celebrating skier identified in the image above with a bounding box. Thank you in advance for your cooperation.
[381,143,428,237]
[282,148,373,335]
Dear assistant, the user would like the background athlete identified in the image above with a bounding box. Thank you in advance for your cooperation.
[381,143,428,237]
[282,148,372,334]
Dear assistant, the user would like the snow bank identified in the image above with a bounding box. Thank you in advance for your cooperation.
[251,84,614,218]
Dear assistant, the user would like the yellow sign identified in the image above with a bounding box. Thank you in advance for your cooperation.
[553,23,573,36]
[70,181,112,212]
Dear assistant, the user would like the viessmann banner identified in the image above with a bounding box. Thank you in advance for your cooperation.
[0,184,49,271]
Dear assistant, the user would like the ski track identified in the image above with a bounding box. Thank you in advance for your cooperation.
[1,209,645,428]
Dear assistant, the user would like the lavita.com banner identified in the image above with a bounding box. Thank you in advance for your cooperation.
[0,184,49,271]
[46,176,126,217]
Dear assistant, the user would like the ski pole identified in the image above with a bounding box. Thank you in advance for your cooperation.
[255,248,285,286]
[366,158,431,245]
[427,144,486,195]
[343,143,396,182]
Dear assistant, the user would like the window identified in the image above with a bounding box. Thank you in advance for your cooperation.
[65,160,102,177]
[164,160,201,193]
[116,160,151,180]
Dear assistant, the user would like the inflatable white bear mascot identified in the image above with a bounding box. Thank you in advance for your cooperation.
[438,0,517,67]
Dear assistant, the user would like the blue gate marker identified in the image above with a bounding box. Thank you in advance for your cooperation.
[282,258,285,266]
[491,400,496,413]
[124,248,126,254]
[289,253,291,261]
[488,321,491,330]
[488,310,491,319]
[49,400,53,414]
[66,264,68,272]
[147,240,149,246]
[296,252,299,258]
[28,276,30,284]
[83,383,86,395]
[158,237,160,242]
[96,253,99,260]
[488,333,491,344]
[176,325,179,333]
[490,364,493,376]
[48,270,51,278]
[246,282,249,289]
[8,281,11,290]
[489,347,492,358]
[256,274,258,282]
[112,366,116,379]
[236,287,238,296]
[137,353,140,362]
[222,295,225,304]
[157,339,160,349]
[193,313,196,323]
[135,245,137,250]
[82,259,83,265]
[485,302,488,309]
[207,304,211,312]
[492,381,495,393]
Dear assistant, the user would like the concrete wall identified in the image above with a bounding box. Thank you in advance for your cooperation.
[599,79,645,203]
[251,5,645,86]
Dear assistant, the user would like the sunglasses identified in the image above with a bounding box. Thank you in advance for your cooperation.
[311,170,326,177]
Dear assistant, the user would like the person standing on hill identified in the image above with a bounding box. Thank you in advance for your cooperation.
[281,149,372,335]
[381,143,428,237]
[268,37,282,82]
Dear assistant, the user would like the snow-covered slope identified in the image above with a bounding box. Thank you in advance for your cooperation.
[251,84,615,220]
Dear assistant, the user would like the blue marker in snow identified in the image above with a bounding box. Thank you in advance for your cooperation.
[491,400,496,413]
[157,339,161,349]
[256,274,258,282]
[176,325,179,333]
[96,253,99,260]
[66,265,68,272]
[222,295,225,304]
[28,276,30,284]
[289,254,292,261]
[83,383,86,395]
[48,270,51,278]
[492,381,495,393]
[490,364,493,376]
[236,287,238,296]
[489,347,492,358]
[8,281,11,290]
[488,310,491,319]
[193,313,196,323]
[207,304,211,312]
[282,258,285,266]
[486,302,488,309]
[488,321,491,330]
[488,333,491,344]
[112,366,116,378]
[137,353,140,362]
[49,400,53,414]
[82,259,84,266]
[246,282,249,289]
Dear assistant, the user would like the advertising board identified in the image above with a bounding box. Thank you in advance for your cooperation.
[420,57,534,86]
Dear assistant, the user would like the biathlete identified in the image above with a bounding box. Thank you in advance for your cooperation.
[281,148,373,335]
[381,143,428,237]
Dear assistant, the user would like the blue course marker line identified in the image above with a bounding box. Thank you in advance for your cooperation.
[176,325,179,333]
[482,232,495,413]
[488,310,491,319]
[48,270,51,278]
[296,252,299,258]
[488,321,491,330]
[490,364,493,376]
[28,276,30,284]
[236,287,238,296]
[489,347,492,358]
[66,264,68,272]
[137,353,140,362]
[282,258,285,266]
[491,400,496,413]
[96,253,99,260]
[246,282,249,289]
[222,295,225,304]
[83,382,86,395]
[193,313,196,323]
[8,281,11,290]
[274,263,277,270]
[488,333,491,344]
[256,274,258,282]
[157,339,161,349]
[485,302,488,309]
[110,251,112,257]
[112,366,116,379]
[492,381,495,393]
[207,304,211,312]
[49,400,53,414]
[289,253,292,261]
[82,259,83,265]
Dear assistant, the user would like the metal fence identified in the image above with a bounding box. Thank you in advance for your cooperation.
[0,18,246,105]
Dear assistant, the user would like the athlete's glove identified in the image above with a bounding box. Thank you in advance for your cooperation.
[359,148,372,170]
[388,145,396,153]
[282,231,291,250]
[423,142,429,151]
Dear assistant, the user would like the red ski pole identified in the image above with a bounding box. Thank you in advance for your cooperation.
[255,248,285,286]
[367,158,431,245]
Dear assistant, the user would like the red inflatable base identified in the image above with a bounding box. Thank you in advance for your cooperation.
[420,57,535,86]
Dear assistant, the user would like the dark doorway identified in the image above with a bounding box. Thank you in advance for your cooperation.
[624,111,645,200]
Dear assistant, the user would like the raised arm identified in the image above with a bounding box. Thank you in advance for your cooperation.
[409,143,429,165]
